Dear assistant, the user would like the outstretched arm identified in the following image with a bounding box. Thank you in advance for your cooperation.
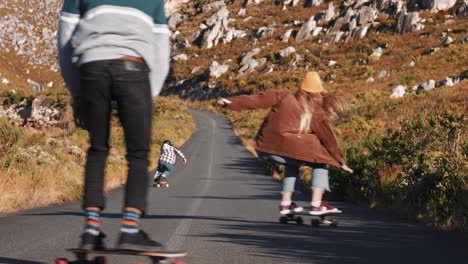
[218,89,289,111]
[173,147,187,164]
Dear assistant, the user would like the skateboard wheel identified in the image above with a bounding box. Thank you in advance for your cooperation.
[94,256,107,264]
[54,258,68,264]
[330,221,338,227]
[295,216,303,225]
[311,219,320,227]
[279,216,288,224]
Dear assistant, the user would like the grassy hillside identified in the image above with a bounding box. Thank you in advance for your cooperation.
[0,0,466,230]
[167,1,467,230]
[0,96,194,213]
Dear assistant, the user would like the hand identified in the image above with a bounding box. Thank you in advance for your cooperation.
[341,164,353,173]
[182,159,187,164]
[217,98,232,107]
[72,96,86,129]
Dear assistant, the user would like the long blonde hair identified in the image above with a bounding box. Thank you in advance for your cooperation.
[295,90,346,135]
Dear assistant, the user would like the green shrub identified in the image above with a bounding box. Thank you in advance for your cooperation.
[331,111,467,230]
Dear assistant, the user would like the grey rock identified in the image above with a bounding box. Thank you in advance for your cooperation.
[253,26,275,38]
[288,54,303,72]
[305,0,324,8]
[27,79,43,92]
[172,54,188,61]
[322,31,344,45]
[378,70,389,78]
[208,61,229,79]
[414,80,436,91]
[409,0,457,11]
[463,35,468,43]
[168,12,184,29]
[323,3,336,22]
[366,77,375,83]
[395,8,424,34]
[357,6,378,26]
[370,47,383,58]
[295,17,316,42]
[457,1,468,18]
[441,36,454,46]
[390,85,406,98]
[240,48,262,66]
[202,1,226,13]
[312,27,323,37]
[279,47,296,58]
[281,29,294,42]
[329,8,355,33]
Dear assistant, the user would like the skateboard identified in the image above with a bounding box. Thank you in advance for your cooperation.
[279,212,339,227]
[54,248,187,264]
[153,176,169,188]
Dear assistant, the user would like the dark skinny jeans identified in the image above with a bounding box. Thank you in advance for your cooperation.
[80,59,152,213]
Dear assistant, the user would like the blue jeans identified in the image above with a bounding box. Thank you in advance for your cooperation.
[156,161,174,177]
[258,152,331,193]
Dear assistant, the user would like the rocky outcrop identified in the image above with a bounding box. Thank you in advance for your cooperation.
[0,96,64,128]
[199,7,230,49]
[295,17,316,42]
[207,61,229,79]
[305,0,324,8]
[165,0,192,16]
[395,8,424,34]
[409,0,457,11]
[457,1,468,18]
[0,0,61,71]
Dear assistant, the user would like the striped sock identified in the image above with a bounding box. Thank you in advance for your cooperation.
[83,207,101,235]
[120,207,142,236]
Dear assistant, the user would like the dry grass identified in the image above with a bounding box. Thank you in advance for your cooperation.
[0,96,195,213]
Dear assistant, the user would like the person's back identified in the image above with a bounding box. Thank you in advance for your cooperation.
[58,0,170,98]
[58,0,171,252]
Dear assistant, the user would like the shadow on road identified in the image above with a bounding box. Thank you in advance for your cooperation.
[0,257,43,264]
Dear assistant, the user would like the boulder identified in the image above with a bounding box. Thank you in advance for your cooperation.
[395,8,424,34]
[457,1,468,18]
[281,29,294,42]
[295,17,316,42]
[441,36,454,46]
[409,0,457,11]
[304,0,324,8]
[208,61,229,79]
[279,47,296,58]
[390,85,406,98]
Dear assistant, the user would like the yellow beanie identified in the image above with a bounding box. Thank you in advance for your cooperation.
[299,71,323,93]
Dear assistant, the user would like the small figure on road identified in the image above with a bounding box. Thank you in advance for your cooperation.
[153,140,187,187]
[57,0,170,251]
[217,71,353,216]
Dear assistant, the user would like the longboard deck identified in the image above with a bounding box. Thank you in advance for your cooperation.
[67,248,187,258]
[283,211,342,217]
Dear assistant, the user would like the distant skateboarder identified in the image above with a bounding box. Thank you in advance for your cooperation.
[217,71,353,216]
[153,140,187,187]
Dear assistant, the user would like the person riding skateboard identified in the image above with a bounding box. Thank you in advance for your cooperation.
[217,71,353,216]
[57,0,170,251]
[153,140,187,187]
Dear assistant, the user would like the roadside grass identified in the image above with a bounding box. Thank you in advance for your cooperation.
[0,96,195,213]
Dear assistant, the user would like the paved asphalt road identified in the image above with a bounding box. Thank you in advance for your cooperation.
[0,109,467,264]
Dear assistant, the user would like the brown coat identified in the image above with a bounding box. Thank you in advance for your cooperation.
[226,89,346,168]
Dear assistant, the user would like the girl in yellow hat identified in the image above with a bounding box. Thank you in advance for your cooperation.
[218,71,353,215]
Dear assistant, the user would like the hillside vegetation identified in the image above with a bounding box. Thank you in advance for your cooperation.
[0,0,466,230]
[165,0,467,231]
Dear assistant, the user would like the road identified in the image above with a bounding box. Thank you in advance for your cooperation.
[0,109,467,264]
